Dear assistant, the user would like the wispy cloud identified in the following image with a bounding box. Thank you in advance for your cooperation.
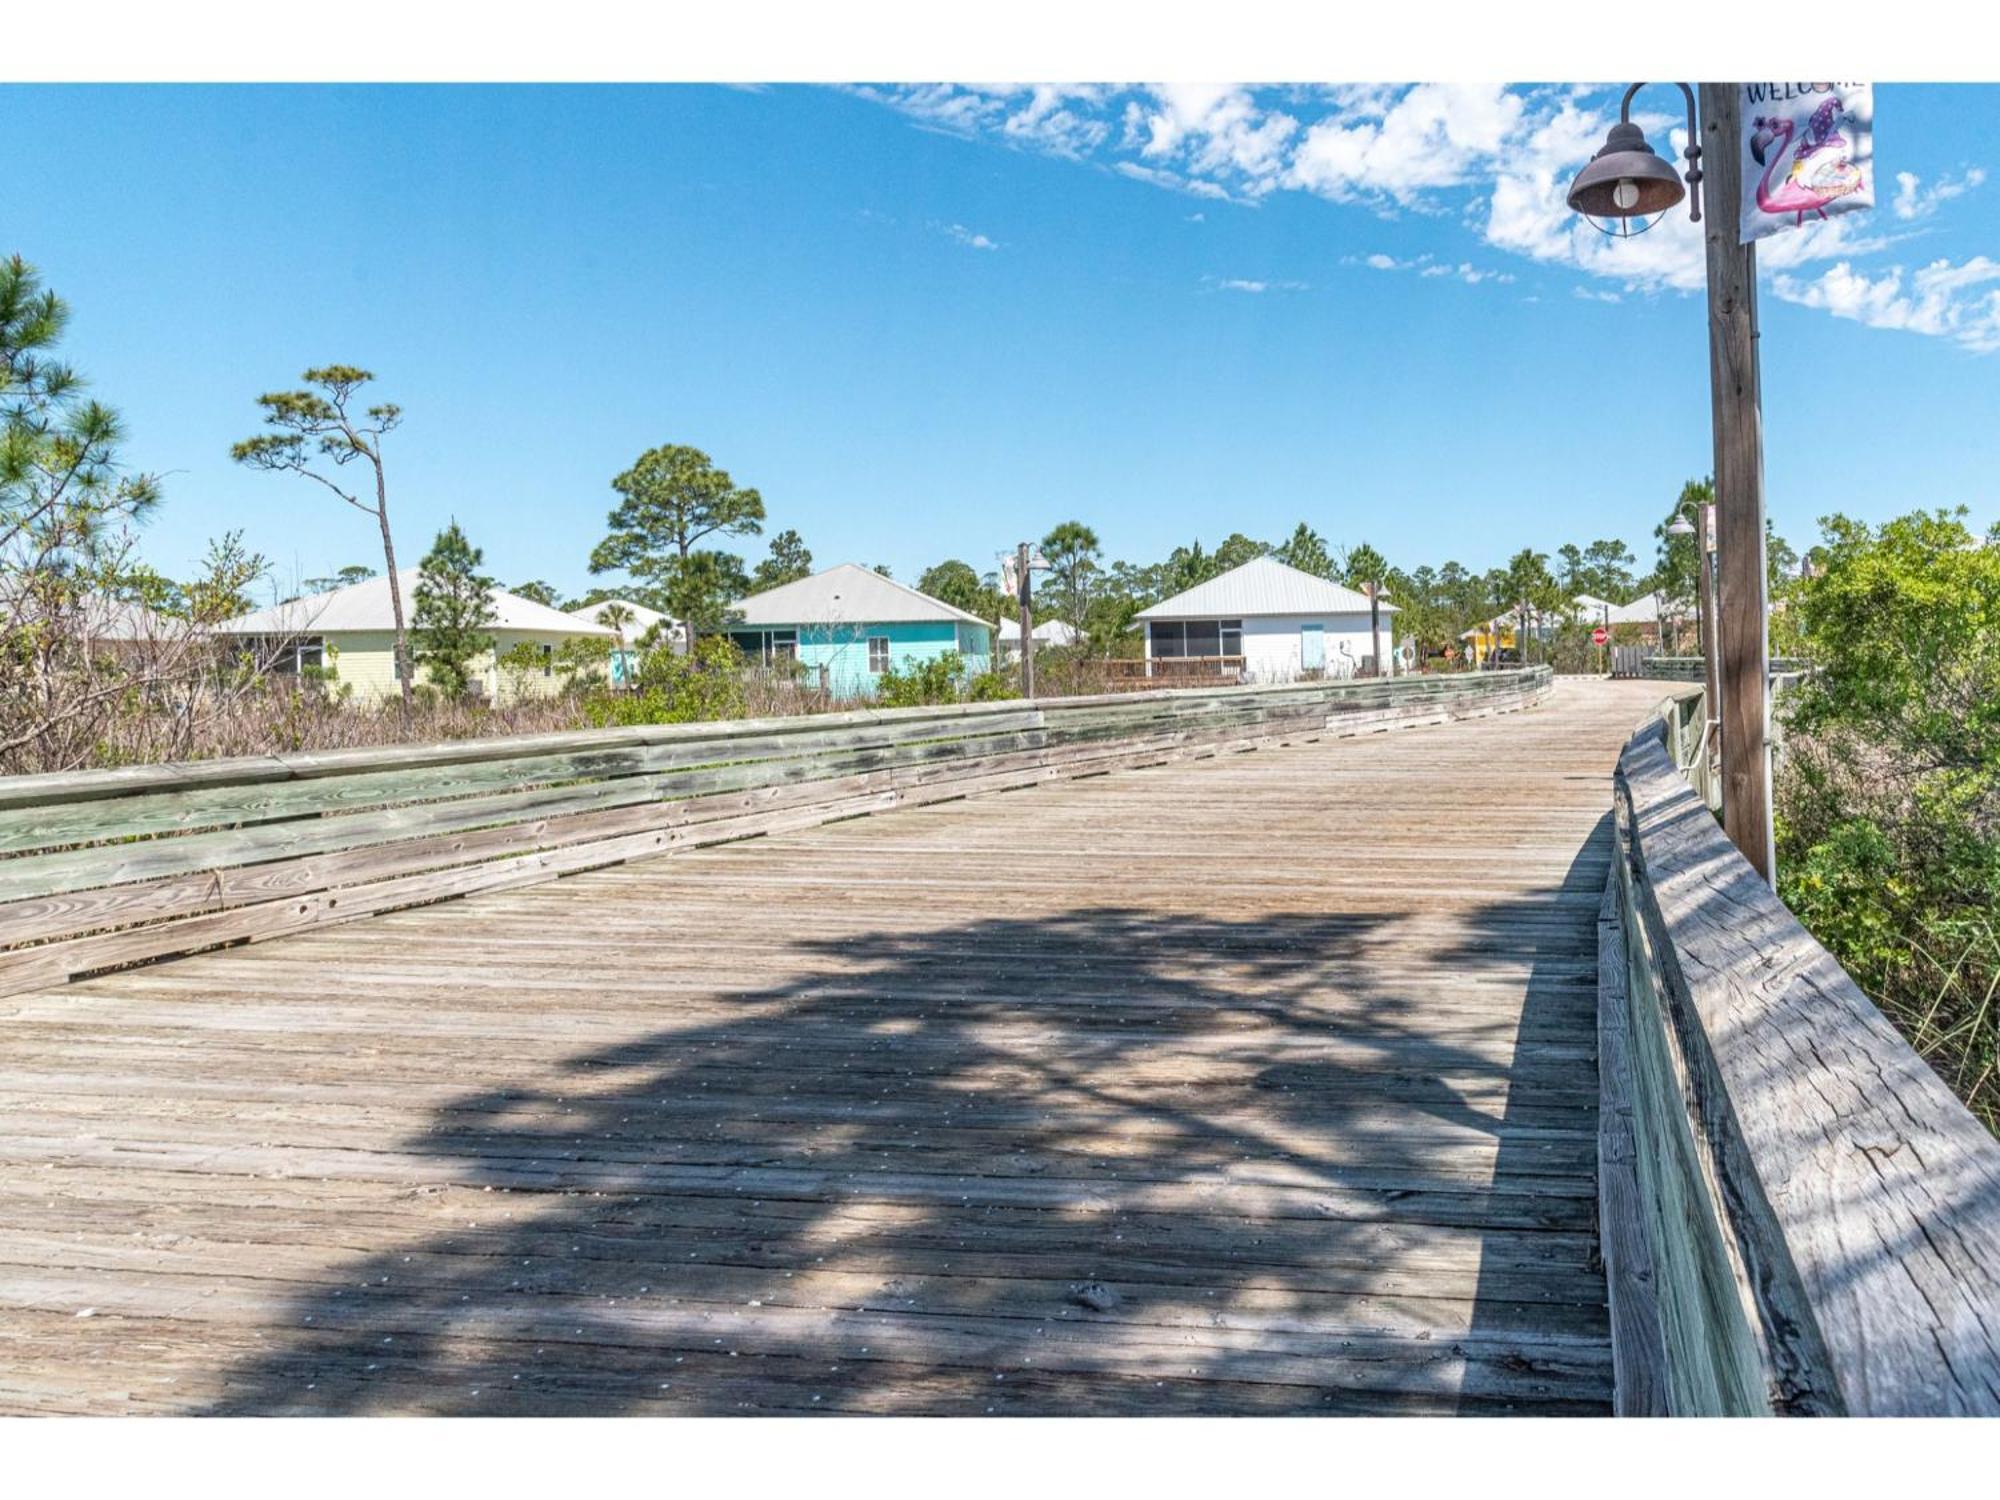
[1353,250,1513,285]
[938,221,999,251]
[853,84,2000,351]
[1893,167,1987,221]
[1770,256,2000,353]
[1210,276,1310,294]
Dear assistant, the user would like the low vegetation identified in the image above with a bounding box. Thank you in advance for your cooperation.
[1776,508,2000,1131]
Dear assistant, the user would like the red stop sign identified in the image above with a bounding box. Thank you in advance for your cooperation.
[1592,626,1609,646]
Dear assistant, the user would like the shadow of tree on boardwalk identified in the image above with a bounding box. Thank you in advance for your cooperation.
[199,891,1610,1416]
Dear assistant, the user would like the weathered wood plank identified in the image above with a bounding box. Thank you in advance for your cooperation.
[0,672,1641,1416]
[1,670,1551,990]
[1609,703,2000,1415]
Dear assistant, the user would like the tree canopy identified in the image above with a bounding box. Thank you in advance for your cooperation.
[232,363,413,705]
[589,443,765,636]
[1274,523,1337,580]
[750,528,813,592]
[413,520,496,699]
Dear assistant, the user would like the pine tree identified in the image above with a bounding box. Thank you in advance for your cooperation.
[414,521,497,698]
[232,366,413,708]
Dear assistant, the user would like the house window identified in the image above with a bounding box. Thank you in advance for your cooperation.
[1150,620,1242,659]
[868,636,891,674]
[724,628,800,665]
[271,636,325,674]
[539,643,553,678]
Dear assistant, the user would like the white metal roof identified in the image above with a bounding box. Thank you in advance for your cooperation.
[998,618,1078,645]
[1135,555,1396,620]
[1605,591,1664,625]
[732,563,989,628]
[566,598,672,633]
[1458,592,1667,639]
[221,570,615,637]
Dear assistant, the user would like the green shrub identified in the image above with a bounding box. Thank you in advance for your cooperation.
[1775,507,2000,1131]
[583,635,746,726]
[966,669,1015,702]
[877,651,968,708]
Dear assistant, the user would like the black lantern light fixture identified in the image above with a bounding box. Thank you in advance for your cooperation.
[1566,82,1704,237]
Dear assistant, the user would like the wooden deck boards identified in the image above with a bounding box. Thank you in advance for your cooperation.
[0,677,1665,1415]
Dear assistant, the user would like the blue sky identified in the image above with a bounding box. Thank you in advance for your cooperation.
[6,82,1998,601]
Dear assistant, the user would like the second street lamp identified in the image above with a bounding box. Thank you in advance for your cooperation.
[1666,497,1721,785]
[1566,82,1776,886]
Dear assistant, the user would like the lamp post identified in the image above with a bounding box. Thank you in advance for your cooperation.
[1666,498,1721,765]
[1567,82,1775,885]
[1002,543,1053,698]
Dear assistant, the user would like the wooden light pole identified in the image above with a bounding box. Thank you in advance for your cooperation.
[1700,499,1722,780]
[1016,541,1036,700]
[1698,83,1775,884]
[1568,82,1775,884]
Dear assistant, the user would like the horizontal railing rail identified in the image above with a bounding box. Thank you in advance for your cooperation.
[1599,689,2000,1415]
[0,667,1553,997]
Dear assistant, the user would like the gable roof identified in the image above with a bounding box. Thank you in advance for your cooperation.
[998,617,1078,646]
[1135,555,1395,620]
[1604,591,1665,625]
[1458,591,1669,639]
[732,563,989,628]
[566,598,672,633]
[221,570,615,637]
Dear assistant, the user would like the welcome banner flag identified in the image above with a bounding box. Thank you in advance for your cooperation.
[1739,82,1875,244]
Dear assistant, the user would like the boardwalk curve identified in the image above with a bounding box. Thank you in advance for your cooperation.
[0,678,1664,1414]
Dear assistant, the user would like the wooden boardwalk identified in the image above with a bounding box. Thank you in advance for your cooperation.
[0,678,1665,1415]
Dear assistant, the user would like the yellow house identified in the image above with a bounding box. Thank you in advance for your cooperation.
[222,570,616,704]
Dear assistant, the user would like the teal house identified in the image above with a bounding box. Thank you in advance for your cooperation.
[726,563,994,697]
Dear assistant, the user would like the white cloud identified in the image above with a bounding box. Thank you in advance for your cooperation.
[854,84,1997,348]
[1211,276,1309,294]
[939,222,999,251]
[1770,256,2000,352]
[1286,83,1523,207]
[856,84,1113,160]
[1893,167,1987,221]
[1573,286,1622,303]
[1358,250,1510,285]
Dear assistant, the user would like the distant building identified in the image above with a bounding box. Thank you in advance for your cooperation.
[1135,555,1397,681]
[997,617,1078,658]
[1463,591,1675,664]
[727,563,994,696]
[566,598,679,686]
[565,598,674,641]
[221,571,614,702]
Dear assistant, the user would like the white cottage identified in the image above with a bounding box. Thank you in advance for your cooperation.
[1135,555,1398,682]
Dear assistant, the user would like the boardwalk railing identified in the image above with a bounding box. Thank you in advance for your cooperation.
[1599,688,2000,1416]
[0,667,1551,999]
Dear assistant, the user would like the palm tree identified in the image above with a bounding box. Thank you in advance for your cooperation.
[1344,542,1390,676]
[599,601,636,689]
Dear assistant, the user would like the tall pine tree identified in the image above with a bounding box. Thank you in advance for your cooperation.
[414,520,496,698]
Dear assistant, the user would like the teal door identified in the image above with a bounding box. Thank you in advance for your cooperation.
[1300,623,1325,671]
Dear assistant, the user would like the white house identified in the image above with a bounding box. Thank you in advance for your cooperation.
[1135,555,1398,682]
[221,572,614,702]
[997,617,1078,658]
[565,597,674,642]
[565,598,680,684]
